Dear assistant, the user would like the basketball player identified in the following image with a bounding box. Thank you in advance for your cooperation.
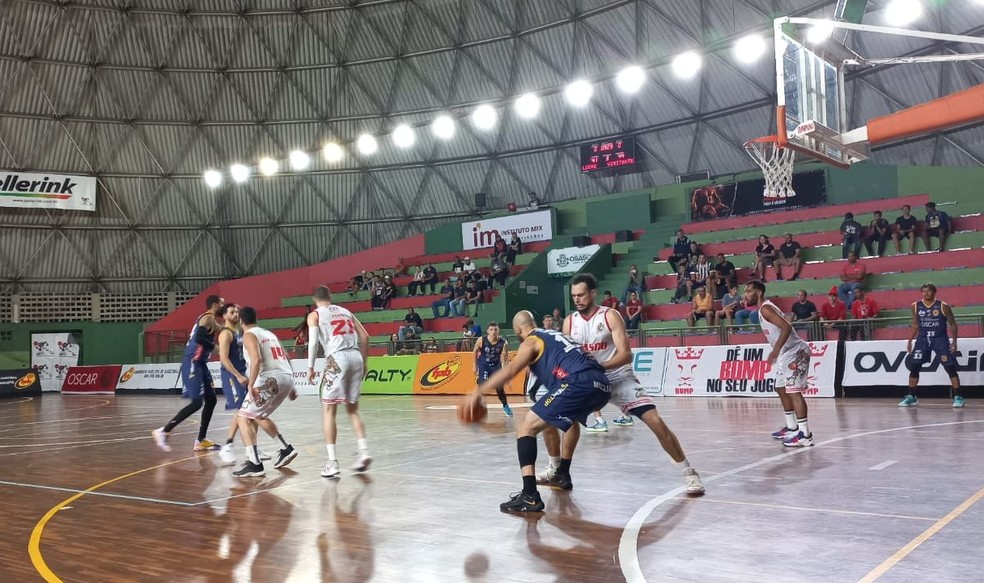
[232,307,299,478]
[307,286,372,478]
[473,322,512,416]
[744,281,814,447]
[152,295,224,452]
[536,274,704,495]
[899,283,963,408]
[467,311,611,513]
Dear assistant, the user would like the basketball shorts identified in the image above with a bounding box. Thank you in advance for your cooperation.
[180,360,212,399]
[239,372,294,420]
[775,347,811,393]
[609,373,656,416]
[477,363,501,383]
[911,336,953,367]
[531,371,612,432]
[320,349,365,405]
[220,368,247,411]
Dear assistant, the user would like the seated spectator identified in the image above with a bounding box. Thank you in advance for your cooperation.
[491,236,508,262]
[348,271,366,296]
[865,211,891,257]
[457,319,481,351]
[690,254,712,290]
[398,307,424,341]
[791,289,820,341]
[837,251,867,308]
[734,299,759,327]
[687,286,716,327]
[421,337,440,353]
[849,288,880,341]
[686,241,703,269]
[449,279,467,317]
[380,274,397,309]
[489,257,508,288]
[462,256,478,273]
[820,286,848,341]
[671,263,694,304]
[473,268,489,292]
[393,257,406,276]
[431,278,454,318]
[292,318,309,359]
[752,235,776,282]
[542,315,555,331]
[667,230,691,272]
[601,290,619,310]
[463,280,482,317]
[451,256,464,280]
[397,328,421,355]
[550,308,563,331]
[840,212,863,259]
[621,264,644,304]
[713,253,737,298]
[923,201,951,252]
[716,285,741,326]
[776,233,803,281]
[407,265,426,296]
[369,275,386,310]
[624,291,643,330]
[387,333,401,356]
[361,271,376,291]
[422,262,439,294]
[893,204,918,255]
[507,233,522,265]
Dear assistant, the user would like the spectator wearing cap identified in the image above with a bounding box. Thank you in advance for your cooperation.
[849,288,880,341]
[837,251,867,308]
[820,285,848,341]
[775,233,803,281]
[687,286,716,328]
[840,212,864,259]
[923,201,951,252]
[462,256,477,273]
[865,211,891,257]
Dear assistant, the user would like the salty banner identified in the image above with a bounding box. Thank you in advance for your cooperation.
[0,171,97,211]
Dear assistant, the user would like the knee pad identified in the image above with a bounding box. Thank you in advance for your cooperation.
[943,363,959,380]
[517,436,537,468]
[628,404,656,419]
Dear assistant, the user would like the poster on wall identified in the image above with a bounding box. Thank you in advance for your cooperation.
[689,170,827,222]
[843,339,984,387]
[0,171,97,212]
[546,245,601,277]
[31,333,81,392]
[461,209,552,251]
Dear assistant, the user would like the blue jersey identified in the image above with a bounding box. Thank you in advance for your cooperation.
[221,327,246,374]
[182,312,216,365]
[477,336,506,369]
[915,300,948,340]
[528,329,605,392]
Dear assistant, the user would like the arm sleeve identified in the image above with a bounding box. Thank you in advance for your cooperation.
[194,324,215,350]
[308,326,320,368]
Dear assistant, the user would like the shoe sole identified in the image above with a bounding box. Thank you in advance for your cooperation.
[274,449,298,469]
[686,489,706,496]
[151,430,171,452]
[218,455,237,465]
[499,506,545,514]
[233,470,265,478]
[321,471,340,478]
[782,442,814,447]
[353,457,372,473]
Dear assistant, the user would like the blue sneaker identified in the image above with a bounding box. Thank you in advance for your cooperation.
[898,395,918,407]
[585,420,608,433]
[782,431,814,447]
[612,416,634,427]
[771,426,797,440]
[953,396,965,409]
[503,404,513,417]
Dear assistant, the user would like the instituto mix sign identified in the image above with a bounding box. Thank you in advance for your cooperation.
[461,210,552,250]
[0,171,97,211]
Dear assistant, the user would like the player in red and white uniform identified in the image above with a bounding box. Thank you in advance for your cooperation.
[307,285,372,478]
[232,306,299,478]
[537,273,704,495]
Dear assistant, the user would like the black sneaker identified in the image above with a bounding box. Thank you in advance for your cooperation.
[233,460,265,478]
[499,491,545,513]
[273,445,298,469]
[549,473,573,491]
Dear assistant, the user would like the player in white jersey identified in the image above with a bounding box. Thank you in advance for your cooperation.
[744,280,814,447]
[232,307,299,478]
[536,273,705,495]
[307,285,372,478]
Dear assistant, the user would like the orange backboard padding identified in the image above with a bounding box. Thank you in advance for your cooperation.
[867,83,984,146]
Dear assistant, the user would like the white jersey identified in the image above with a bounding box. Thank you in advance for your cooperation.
[243,326,292,376]
[759,300,809,353]
[315,305,360,357]
[567,306,633,381]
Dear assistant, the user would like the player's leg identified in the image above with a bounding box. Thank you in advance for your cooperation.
[901,338,931,406]
[194,370,219,451]
[232,415,265,477]
[778,348,813,447]
[634,406,704,495]
[585,409,607,432]
[322,403,341,478]
[934,339,964,408]
[340,352,371,472]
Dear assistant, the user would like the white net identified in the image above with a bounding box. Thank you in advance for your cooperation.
[744,139,796,199]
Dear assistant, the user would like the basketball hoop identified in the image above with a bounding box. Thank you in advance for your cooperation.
[744,136,796,200]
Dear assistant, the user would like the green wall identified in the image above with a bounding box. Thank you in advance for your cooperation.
[897,165,983,202]
[424,220,463,254]
[0,322,146,368]
[503,252,568,323]
[586,192,653,234]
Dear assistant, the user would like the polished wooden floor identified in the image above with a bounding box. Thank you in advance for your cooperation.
[1,394,983,582]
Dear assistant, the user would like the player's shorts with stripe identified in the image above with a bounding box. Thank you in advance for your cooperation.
[239,372,294,420]
[776,346,811,393]
[531,371,612,432]
[180,360,212,399]
[220,369,246,411]
[609,372,656,416]
[320,349,365,405]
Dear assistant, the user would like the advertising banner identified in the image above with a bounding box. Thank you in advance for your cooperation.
[546,244,601,277]
[461,210,552,251]
[0,368,42,398]
[0,171,97,212]
[662,342,836,397]
[843,339,984,387]
[689,170,826,222]
[412,352,527,395]
[62,365,122,395]
[117,364,182,391]
[31,333,81,392]
[361,355,419,394]
[631,347,671,397]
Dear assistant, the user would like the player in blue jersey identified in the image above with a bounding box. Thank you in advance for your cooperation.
[473,322,512,416]
[900,283,964,408]
[152,294,224,452]
[467,310,611,513]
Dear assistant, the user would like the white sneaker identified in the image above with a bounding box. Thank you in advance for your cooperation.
[218,443,236,465]
[535,465,558,485]
[321,460,340,478]
[352,453,372,472]
[152,428,171,452]
[684,468,705,496]
[258,448,272,461]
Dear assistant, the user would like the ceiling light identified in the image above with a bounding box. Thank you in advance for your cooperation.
[258,157,279,176]
[514,93,541,119]
[884,0,922,26]
[322,142,343,162]
[615,65,646,94]
[392,125,415,149]
[357,134,378,155]
[806,19,835,44]
[432,115,456,140]
[564,80,593,107]
[229,164,249,184]
[289,150,310,171]
[672,51,702,79]
[734,34,767,64]
[471,104,498,130]
[203,169,222,188]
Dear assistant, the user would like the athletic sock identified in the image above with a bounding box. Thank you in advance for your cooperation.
[356,438,369,454]
[522,475,537,496]
[326,444,337,461]
[247,446,260,464]
[784,411,797,430]
[277,434,289,448]
[594,413,605,423]
[548,455,561,469]
[226,438,234,445]
[558,458,572,475]
[797,418,810,437]
[677,459,692,472]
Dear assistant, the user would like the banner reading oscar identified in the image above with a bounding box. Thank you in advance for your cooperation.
[665,342,836,397]
[413,352,527,395]
[62,365,122,395]
[0,368,42,398]
[461,210,552,251]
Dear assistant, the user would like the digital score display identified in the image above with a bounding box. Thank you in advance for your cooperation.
[580,137,638,173]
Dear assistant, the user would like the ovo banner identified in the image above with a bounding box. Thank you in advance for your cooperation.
[413,352,527,395]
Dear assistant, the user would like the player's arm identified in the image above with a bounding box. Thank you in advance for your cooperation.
[602,308,633,370]
[472,336,540,399]
[502,340,509,365]
[472,337,483,368]
[218,329,247,384]
[243,332,262,400]
[759,304,791,365]
[195,314,217,350]
[306,311,320,377]
[353,316,370,370]
[907,303,919,352]
[943,303,958,351]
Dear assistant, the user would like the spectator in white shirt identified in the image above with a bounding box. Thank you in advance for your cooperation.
[462,256,477,273]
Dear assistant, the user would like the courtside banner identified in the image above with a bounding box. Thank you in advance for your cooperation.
[461,210,552,251]
[843,338,984,387]
[0,368,42,398]
[62,365,122,395]
[117,364,182,391]
[663,342,836,397]
[362,355,418,394]
[0,171,97,212]
[31,332,80,392]
[412,352,527,395]
[547,244,601,277]
[631,347,670,397]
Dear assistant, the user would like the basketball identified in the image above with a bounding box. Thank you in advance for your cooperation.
[457,397,487,424]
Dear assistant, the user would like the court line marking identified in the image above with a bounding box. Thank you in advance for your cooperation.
[681,496,937,522]
[619,419,984,583]
[0,479,195,506]
[868,460,899,471]
[29,455,202,583]
[0,397,34,406]
[855,485,984,583]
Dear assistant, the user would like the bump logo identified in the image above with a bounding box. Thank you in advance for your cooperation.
[419,355,462,390]
[120,367,136,383]
[16,372,37,389]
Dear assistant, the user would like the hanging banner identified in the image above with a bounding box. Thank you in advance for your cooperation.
[843,339,984,387]
[31,333,80,392]
[62,365,122,395]
[461,210,552,250]
[689,170,827,221]
[117,364,182,391]
[546,244,602,277]
[0,368,42,398]
[0,171,97,211]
